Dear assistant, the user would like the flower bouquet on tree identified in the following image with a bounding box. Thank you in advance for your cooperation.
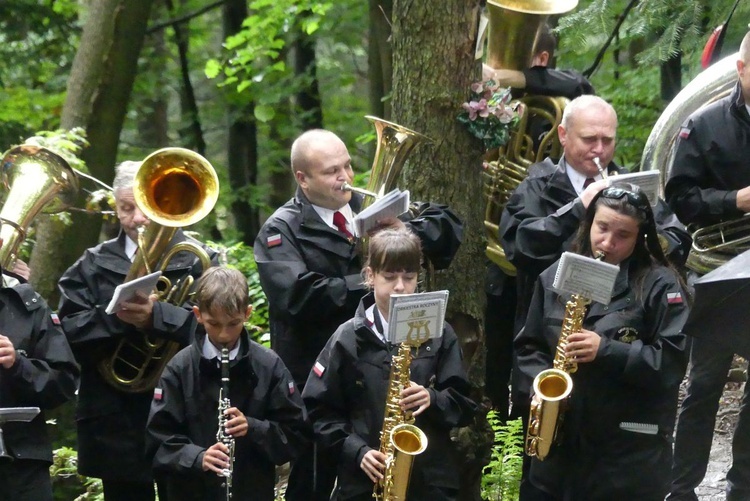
[457,80,521,150]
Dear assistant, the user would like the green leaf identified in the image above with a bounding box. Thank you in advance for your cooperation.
[254,104,276,123]
[204,59,222,79]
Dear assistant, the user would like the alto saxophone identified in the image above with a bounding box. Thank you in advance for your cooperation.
[374,342,428,501]
[525,252,604,460]
[216,347,235,500]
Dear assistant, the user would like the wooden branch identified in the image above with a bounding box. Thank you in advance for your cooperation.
[583,0,640,79]
[146,0,228,35]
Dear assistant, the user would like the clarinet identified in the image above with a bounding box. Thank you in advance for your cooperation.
[216,347,235,500]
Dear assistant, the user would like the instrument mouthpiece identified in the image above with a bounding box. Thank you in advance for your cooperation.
[593,157,608,180]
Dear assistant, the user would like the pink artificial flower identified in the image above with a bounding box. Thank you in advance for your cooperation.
[471,82,484,94]
[494,105,515,124]
[462,99,489,121]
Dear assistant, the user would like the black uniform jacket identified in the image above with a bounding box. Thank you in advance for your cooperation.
[500,158,691,330]
[665,82,750,227]
[254,188,463,387]
[521,66,595,100]
[57,229,218,481]
[515,258,690,499]
[146,327,310,501]
[0,284,79,463]
[302,293,477,499]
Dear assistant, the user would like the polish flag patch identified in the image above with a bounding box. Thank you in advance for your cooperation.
[667,292,683,304]
[313,361,326,377]
[50,313,61,325]
[678,126,691,139]
[267,234,282,248]
[153,387,163,401]
[288,381,296,395]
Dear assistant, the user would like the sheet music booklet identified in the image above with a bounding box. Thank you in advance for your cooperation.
[552,252,619,305]
[607,170,660,206]
[105,271,162,315]
[386,290,449,345]
[353,188,410,237]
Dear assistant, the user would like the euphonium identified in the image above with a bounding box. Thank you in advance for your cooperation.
[216,347,235,500]
[97,147,219,393]
[483,0,578,276]
[0,145,79,271]
[525,252,602,460]
[374,342,428,501]
[341,116,428,210]
[640,53,738,274]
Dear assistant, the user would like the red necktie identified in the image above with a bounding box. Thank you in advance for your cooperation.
[333,211,353,239]
[583,177,595,189]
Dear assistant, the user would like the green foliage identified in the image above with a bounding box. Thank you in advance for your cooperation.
[205,0,333,100]
[207,240,270,346]
[481,414,523,501]
[50,447,104,501]
[22,127,90,172]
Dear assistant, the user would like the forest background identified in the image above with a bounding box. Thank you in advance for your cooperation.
[2,0,749,499]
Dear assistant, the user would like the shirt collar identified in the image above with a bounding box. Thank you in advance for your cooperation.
[365,304,389,344]
[201,336,241,364]
[124,236,138,262]
[564,157,602,195]
[311,203,354,232]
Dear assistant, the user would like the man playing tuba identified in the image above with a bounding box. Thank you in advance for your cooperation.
[57,160,218,501]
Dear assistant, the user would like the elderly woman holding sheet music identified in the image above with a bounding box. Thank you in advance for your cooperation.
[514,185,691,500]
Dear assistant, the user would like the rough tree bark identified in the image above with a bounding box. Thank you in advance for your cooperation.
[369,0,393,120]
[391,1,489,499]
[29,0,155,301]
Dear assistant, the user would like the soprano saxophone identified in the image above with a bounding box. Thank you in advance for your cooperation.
[525,252,604,461]
[374,342,428,501]
[217,347,235,500]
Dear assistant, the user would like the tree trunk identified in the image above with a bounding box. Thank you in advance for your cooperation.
[391,1,489,499]
[223,0,260,245]
[368,0,393,120]
[29,0,154,301]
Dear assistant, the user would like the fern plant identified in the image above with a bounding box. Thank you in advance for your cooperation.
[481,414,524,501]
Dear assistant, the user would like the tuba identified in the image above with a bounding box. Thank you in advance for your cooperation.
[483,0,578,276]
[341,116,428,210]
[0,145,80,271]
[97,147,219,393]
[640,53,737,273]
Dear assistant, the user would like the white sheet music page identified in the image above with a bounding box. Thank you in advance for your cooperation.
[552,252,619,305]
[105,271,162,315]
[386,290,449,345]
[608,170,660,206]
[353,188,410,237]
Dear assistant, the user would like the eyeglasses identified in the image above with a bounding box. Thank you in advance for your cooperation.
[599,187,650,213]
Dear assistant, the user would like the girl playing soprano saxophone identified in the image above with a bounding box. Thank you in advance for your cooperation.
[145,267,310,501]
[302,228,477,501]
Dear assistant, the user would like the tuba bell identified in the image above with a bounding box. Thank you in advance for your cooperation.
[640,53,737,273]
[0,145,80,271]
[341,115,429,210]
[483,0,578,276]
[97,147,219,393]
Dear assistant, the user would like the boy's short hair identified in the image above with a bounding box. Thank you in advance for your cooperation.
[365,228,422,274]
[194,267,249,315]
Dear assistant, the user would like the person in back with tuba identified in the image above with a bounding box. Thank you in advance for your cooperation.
[57,160,218,501]
[515,185,690,499]
[253,128,463,500]
[301,228,476,501]
[665,31,750,501]
[145,266,310,501]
